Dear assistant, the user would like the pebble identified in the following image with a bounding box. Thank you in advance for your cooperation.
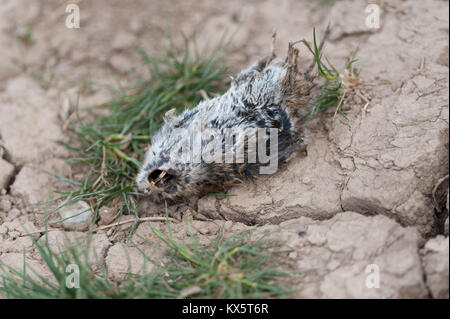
[0,198,12,211]
[98,206,119,225]
[58,201,93,231]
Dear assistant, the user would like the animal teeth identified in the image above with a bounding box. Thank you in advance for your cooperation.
[158,170,167,179]
[150,170,167,187]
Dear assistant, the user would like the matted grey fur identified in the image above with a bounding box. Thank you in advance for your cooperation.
[136,39,318,202]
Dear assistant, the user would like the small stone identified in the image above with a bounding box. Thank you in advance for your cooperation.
[288,251,298,259]
[0,198,12,211]
[198,227,210,235]
[58,201,93,231]
[223,220,233,231]
[301,177,312,184]
[98,206,119,225]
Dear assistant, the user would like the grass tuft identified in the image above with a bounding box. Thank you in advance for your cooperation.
[302,28,361,122]
[0,217,292,299]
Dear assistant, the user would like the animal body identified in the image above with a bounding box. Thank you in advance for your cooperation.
[136,39,317,202]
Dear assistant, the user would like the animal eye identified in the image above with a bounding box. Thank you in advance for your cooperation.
[147,169,175,187]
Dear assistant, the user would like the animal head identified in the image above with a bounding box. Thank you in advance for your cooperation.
[135,107,208,201]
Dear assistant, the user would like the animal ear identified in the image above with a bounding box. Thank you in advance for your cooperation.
[164,108,176,123]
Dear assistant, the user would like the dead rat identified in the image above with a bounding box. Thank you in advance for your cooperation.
[136,33,324,202]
